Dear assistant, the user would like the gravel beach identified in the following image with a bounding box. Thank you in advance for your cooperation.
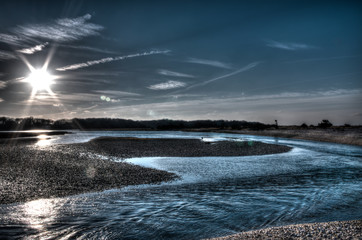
[0,137,291,204]
[207,220,362,240]
[64,137,292,159]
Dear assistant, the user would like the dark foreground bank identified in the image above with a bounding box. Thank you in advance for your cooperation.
[207,220,362,240]
[0,138,291,204]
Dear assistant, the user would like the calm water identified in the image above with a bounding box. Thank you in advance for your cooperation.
[0,131,361,239]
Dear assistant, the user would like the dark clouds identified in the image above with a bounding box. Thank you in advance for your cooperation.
[0,0,361,124]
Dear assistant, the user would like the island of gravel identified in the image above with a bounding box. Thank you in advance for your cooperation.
[0,137,291,204]
[207,220,362,240]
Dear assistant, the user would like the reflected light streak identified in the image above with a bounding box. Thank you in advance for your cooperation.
[23,199,58,230]
[36,134,54,147]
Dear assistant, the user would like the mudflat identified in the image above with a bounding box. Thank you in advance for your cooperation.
[0,137,291,204]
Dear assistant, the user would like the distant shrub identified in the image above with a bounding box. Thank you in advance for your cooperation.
[300,123,308,129]
[318,119,333,128]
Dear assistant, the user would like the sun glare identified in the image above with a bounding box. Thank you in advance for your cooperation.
[26,69,55,91]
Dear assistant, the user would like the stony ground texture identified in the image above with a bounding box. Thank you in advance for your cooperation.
[208,220,362,240]
[0,137,291,204]
[63,137,292,159]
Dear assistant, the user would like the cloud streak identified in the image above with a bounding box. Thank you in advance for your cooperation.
[0,33,23,46]
[187,58,232,69]
[148,80,186,90]
[266,40,316,51]
[0,81,6,89]
[0,14,102,48]
[17,42,49,54]
[173,62,260,93]
[56,50,171,71]
[13,14,103,43]
[60,44,119,54]
[158,69,194,78]
[94,90,141,97]
[0,50,16,60]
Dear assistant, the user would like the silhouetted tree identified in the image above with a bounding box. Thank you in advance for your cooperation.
[0,117,18,130]
[318,119,333,128]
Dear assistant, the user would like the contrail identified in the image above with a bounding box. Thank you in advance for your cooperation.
[171,61,261,94]
[56,50,171,71]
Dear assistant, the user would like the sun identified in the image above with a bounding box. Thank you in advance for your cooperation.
[26,69,55,91]
[18,48,59,102]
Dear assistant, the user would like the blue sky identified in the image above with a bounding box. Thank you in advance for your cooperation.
[0,0,361,124]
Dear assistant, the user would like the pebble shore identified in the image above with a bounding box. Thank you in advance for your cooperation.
[207,220,362,240]
[64,137,292,159]
[0,137,290,204]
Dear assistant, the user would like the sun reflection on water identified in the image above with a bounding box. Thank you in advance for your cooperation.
[22,199,59,230]
[36,134,53,147]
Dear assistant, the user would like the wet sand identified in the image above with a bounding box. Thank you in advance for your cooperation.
[207,220,362,240]
[0,137,291,204]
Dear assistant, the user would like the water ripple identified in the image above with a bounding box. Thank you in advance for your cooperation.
[1,131,361,239]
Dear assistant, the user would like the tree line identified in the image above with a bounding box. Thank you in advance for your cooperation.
[0,117,349,131]
[0,117,270,131]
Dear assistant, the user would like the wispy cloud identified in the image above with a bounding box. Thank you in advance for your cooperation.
[16,42,49,54]
[0,98,3,103]
[173,62,260,93]
[13,14,103,43]
[0,81,6,89]
[0,33,23,46]
[266,40,316,51]
[56,50,171,71]
[148,80,186,90]
[0,14,103,61]
[94,90,141,97]
[158,69,195,78]
[88,88,362,123]
[22,93,100,105]
[79,104,98,111]
[0,50,16,60]
[187,58,232,69]
[61,44,119,54]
